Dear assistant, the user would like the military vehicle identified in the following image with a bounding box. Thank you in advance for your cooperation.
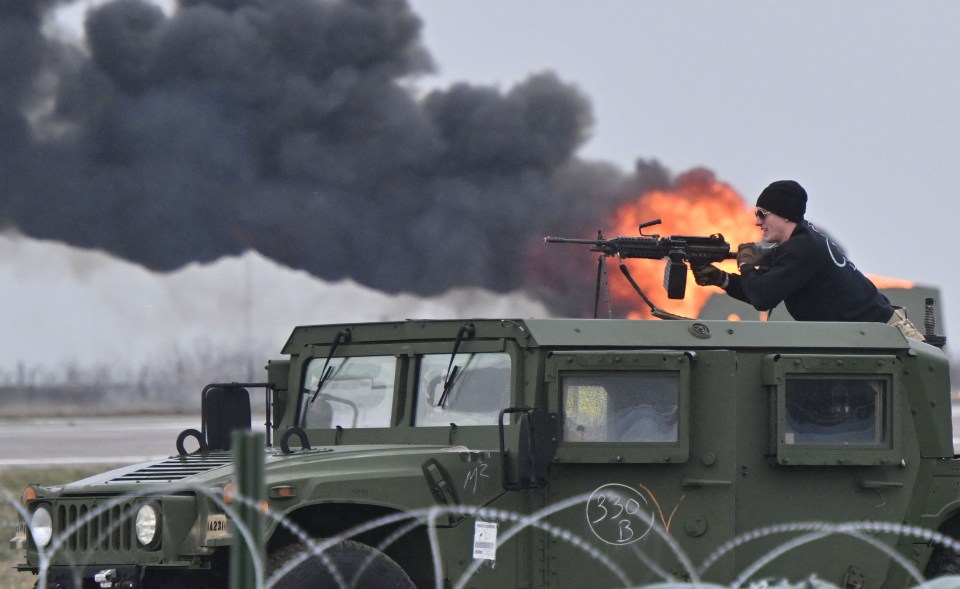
[10,313,960,588]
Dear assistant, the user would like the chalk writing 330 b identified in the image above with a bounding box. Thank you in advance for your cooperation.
[586,483,654,545]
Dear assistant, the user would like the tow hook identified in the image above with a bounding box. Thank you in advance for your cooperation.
[94,569,116,587]
[94,569,136,589]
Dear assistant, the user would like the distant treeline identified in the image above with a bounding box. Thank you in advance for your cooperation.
[1,384,108,406]
[0,343,266,411]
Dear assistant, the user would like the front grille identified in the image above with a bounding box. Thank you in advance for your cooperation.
[57,500,135,553]
[108,453,233,483]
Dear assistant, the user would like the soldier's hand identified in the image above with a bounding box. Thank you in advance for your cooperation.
[692,264,726,287]
[737,243,760,267]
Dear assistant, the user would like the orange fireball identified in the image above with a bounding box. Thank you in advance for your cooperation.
[868,275,913,289]
[607,169,759,319]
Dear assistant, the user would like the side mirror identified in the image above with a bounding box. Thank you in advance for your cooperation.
[498,407,559,491]
[202,385,251,451]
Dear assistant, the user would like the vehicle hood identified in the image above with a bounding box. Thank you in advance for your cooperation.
[51,443,497,496]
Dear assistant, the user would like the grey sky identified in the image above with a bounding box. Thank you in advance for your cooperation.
[408,0,960,338]
[3,0,957,375]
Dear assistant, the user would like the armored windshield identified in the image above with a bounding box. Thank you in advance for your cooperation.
[300,355,397,429]
[415,352,511,427]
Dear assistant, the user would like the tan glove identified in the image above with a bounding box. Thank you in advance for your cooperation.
[692,264,727,287]
[737,243,760,267]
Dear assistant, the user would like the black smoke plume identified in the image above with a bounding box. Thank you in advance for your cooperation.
[0,0,673,316]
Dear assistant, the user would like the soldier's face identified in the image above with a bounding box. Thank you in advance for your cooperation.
[755,209,794,243]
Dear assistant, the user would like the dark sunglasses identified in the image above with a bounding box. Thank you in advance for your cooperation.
[755,208,773,220]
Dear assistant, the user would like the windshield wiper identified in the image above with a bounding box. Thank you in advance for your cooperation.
[310,329,351,403]
[437,323,475,408]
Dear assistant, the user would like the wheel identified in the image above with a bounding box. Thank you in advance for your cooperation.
[268,539,416,589]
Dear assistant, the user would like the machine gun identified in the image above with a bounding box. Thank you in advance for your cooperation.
[545,219,736,318]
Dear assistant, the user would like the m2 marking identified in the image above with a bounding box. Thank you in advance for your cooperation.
[464,463,490,494]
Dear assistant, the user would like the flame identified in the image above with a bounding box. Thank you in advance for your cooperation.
[868,274,913,289]
[607,169,759,319]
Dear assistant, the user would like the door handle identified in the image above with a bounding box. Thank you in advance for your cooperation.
[681,478,732,488]
[858,480,903,490]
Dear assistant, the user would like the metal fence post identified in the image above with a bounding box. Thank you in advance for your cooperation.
[230,430,265,589]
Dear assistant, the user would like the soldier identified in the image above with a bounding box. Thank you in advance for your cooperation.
[692,180,924,341]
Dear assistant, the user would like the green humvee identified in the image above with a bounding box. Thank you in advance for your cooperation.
[11,317,960,588]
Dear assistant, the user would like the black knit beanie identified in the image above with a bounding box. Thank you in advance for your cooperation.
[756,180,807,222]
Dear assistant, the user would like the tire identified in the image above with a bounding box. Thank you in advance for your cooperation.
[268,539,416,589]
[926,545,960,577]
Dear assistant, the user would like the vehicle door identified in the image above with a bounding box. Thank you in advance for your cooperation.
[732,353,916,586]
[542,349,739,587]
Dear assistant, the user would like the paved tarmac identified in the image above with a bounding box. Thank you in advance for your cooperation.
[0,414,270,469]
[0,415,198,468]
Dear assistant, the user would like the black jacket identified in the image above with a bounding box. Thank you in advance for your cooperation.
[725,222,893,322]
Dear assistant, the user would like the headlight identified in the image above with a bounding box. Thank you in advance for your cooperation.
[135,503,162,550]
[30,506,53,548]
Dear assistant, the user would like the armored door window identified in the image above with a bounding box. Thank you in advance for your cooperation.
[563,373,679,443]
[763,354,901,466]
[415,352,511,427]
[547,351,690,463]
[784,377,888,446]
[301,355,397,429]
